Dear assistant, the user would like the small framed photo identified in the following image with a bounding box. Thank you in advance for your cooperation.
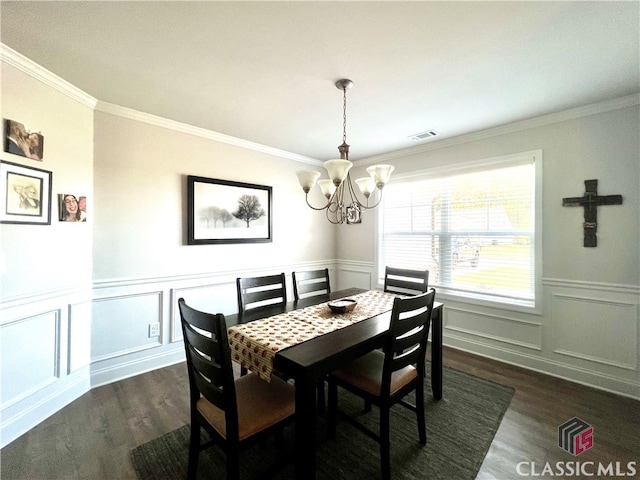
[3,119,44,161]
[187,176,272,245]
[1,161,52,225]
[58,194,87,222]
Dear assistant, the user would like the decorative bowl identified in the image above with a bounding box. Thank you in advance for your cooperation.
[328,299,358,314]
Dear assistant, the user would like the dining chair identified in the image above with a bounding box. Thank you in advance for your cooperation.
[327,289,436,480]
[178,298,295,480]
[383,266,429,296]
[292,268,331,301]
[382,266,430,385]
[236,273,287,313]
[292,268,332,413]
[236,273,287,377]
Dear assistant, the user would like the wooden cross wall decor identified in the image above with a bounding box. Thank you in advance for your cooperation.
[562,179,622,247]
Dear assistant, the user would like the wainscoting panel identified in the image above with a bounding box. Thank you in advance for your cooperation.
[444,306,542,351]
[551,293,638,370]
[335,261,373,291]
[335,264,639,398]
[91,291,163,362]
[0,286,93,449]
[170,282,238,342]
[68,301,92,373]
[0,310,60,409]
[89,262,337,388]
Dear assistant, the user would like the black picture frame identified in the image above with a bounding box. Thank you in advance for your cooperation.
[1,160,52,225]
[187,175,272,245]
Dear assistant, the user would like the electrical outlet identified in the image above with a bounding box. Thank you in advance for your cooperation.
[149,322,160,337]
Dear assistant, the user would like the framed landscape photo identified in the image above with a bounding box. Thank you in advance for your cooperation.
[1,161,52,225]
[187,176,272,245]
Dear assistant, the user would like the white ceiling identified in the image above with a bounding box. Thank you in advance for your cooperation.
[1,1,638,162]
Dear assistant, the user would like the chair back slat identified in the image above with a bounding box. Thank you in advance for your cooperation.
[185,340,223,388]
[293,268,330,301]
[391,341,422,372]
[383,267,429,296]
[188,349,227,407]
[237,273,287,312]
[178,298,237,417]
[182,321,222,360]
[393,326,426,355]
[382,289,436,392]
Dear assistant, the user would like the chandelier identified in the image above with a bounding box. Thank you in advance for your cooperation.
[296,79,394,224]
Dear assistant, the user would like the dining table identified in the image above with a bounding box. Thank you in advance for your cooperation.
[225,287,444,480]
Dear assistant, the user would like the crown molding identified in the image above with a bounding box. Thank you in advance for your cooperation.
[4,42,636,168]
[94,101,321,166]
[1,44,98,109]
[357,93,640,166]
[1,42,320,166]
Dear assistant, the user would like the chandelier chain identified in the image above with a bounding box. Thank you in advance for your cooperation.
[342,86,348,144]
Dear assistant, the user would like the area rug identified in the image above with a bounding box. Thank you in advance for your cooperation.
[131,365,514,480]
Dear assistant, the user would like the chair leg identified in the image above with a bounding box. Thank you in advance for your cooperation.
[227,449,240,480]
[416,381,427,445]
[187,422,200,480]
[364,399,372,413]
[327,380,338,439]
[240,366,248,376]
[380,407,391,480]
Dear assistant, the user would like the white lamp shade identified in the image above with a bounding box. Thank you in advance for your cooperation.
[366,164,395,188]
[323,159,353,186]
[318,179,336,198]
[297,170,321,192]
[355,177,376,197]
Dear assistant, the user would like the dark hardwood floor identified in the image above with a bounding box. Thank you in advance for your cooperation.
[2,347,639,479]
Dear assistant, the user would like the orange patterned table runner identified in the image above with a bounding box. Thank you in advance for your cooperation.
[228,290,400,381]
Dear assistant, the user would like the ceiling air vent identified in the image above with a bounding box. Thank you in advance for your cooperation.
[409,129,439,141]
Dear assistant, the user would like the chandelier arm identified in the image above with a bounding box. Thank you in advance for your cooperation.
[327,210,342,225]
[359,192,384,210]
[304,193,332,211]
[325,207,341,224]
[344,172,369,209]
[335,183,344,210]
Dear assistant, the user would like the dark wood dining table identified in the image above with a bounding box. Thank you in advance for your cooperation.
[226,287,443,480]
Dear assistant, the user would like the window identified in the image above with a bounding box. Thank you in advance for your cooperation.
[378,151,540,307]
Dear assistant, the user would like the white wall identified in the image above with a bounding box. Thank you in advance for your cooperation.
[1,56,94,447]
[90,109,337,387]
[337,100,640,398]
[1,44,639,449]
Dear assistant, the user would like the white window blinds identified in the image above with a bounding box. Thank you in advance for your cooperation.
[378,159,536,304]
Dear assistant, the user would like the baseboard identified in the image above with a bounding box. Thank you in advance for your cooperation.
[90,346,185,388]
